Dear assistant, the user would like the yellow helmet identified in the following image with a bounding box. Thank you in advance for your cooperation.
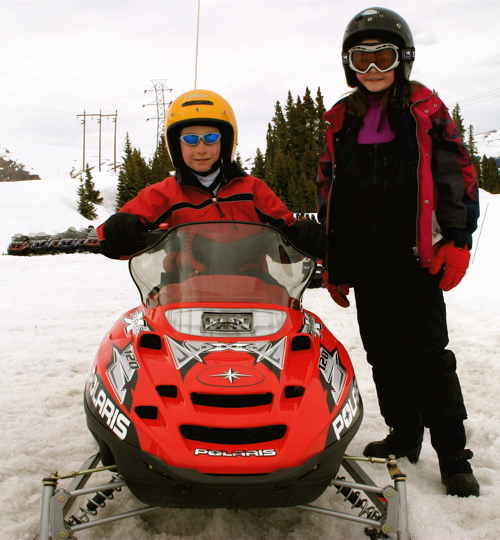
[165,89,238,169]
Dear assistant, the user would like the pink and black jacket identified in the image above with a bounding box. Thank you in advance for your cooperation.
[317,85,479,269]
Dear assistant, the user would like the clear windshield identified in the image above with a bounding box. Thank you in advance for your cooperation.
[129,221,316,309]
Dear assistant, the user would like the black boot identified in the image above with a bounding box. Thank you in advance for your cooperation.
[430,424,480,497]
[363,428,423,463]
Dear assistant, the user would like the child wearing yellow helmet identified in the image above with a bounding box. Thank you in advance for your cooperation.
[98,89,325,261]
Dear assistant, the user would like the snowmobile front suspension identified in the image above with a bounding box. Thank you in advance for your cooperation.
[297,455,410,540]
[38,454,161,540]
[37,454,409,540]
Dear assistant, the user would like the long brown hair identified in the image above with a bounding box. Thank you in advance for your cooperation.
[344,80,425,118]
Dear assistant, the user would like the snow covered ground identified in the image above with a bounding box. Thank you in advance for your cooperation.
[0,175,499,539]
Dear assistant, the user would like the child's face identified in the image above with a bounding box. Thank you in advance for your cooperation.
[180,125,221,173]
[355,39,395,93]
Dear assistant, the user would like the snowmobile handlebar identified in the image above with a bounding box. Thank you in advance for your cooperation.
[143,226,168,247]
[142,225,283,275]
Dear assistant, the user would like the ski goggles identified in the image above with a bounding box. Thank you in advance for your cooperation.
[179,132,221,145]
[343,43,401,74]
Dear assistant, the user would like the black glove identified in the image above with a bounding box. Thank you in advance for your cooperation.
[100,212,151,259]
[283,219,327,259]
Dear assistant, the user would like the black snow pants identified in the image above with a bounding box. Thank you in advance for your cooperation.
[353,263,468,433]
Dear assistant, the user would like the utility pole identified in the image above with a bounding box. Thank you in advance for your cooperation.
[76,110,118,173]
[143,80,172,148]
[113,111,117,171]
[195,0,201,87]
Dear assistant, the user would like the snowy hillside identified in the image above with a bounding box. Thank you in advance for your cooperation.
[0,172,118,251]
[0,175,499,539]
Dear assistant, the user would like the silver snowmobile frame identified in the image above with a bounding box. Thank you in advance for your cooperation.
[38,453,410,540]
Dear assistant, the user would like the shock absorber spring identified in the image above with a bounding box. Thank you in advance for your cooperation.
[67,472,123,525]
[335,476,383,521]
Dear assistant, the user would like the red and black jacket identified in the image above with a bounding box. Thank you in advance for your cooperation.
[97,167,295,256]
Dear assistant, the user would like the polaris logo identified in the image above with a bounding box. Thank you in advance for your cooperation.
[88,373,131,440]
[332,380,361,441]
[194,448,277,457]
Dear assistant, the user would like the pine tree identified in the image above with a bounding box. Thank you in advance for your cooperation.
[265,150,290,200]
[77,165,99,220]
[466,125,482,185]
[116,134,151,209]
[235,151,245,170]
[265,99,292,202]
[251,148,266,178]
[149,135,174,185]
[315,87,328,148]
[116,134,134,209]
[452,103,466,139]
[285,92,306,156]
[264,112,286,197]
[263,88,327,212]
[76,164,102,220]
[129,148,151,196]
[266,101,287,163]
[84,164,103,205]
[481,155,500,194]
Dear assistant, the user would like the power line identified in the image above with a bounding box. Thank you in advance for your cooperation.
[459,88,500,108]
[435,54,500,90]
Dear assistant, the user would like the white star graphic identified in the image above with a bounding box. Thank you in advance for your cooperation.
[209,368,254,384]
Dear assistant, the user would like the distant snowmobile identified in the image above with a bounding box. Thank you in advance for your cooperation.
[7,233,31,255]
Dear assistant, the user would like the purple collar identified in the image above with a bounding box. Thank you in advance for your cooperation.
[357,93,396,144]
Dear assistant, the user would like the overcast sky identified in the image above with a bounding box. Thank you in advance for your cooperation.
[1,0,499,179]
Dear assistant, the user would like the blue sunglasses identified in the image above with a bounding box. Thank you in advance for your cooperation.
[179,132,221,145]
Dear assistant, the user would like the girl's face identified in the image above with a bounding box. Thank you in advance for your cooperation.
[355,39,395,93]
[180,125,221,173]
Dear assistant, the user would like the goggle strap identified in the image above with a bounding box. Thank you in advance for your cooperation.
[401,48,415,61]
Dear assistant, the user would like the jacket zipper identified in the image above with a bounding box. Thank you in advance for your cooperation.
[212,197,226,217]
[409,93,432,263]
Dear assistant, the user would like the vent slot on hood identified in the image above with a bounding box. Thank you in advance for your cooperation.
[135,406,158,420]
[180,424,287,444]
[156,385,178,398]
[139,333,162,350]
[291,335,312,351]
[191,392,272,408]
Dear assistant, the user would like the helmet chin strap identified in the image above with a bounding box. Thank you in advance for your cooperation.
[194,158,222,177]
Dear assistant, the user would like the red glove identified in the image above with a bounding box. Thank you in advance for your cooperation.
[429,241,470,291]
[322,272,351,308]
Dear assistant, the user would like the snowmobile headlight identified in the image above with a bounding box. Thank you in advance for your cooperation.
[165,308,287,337]
[202,312,253,333]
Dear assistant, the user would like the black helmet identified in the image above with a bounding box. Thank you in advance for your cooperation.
[342,7,415,88]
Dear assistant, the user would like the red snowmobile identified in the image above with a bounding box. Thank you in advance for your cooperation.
[7,233,31,256]
[38,221,410,539]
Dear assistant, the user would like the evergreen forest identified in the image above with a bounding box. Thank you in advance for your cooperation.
[78,87,500,219]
